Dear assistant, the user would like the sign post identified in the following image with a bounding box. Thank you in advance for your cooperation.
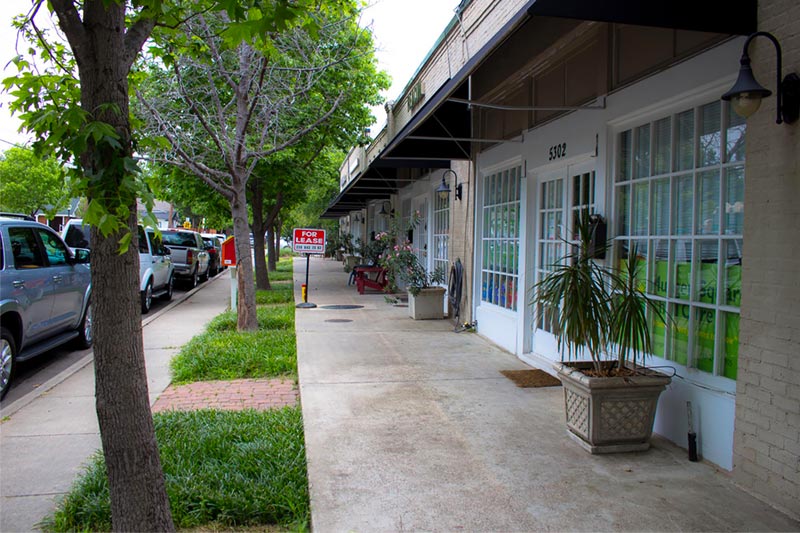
[293,228,326,309]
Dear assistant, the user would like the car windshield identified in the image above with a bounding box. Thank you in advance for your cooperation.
[162,232,196,247]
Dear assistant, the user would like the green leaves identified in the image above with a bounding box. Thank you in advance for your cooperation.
[0,147,66,216]
[533,213,664,375]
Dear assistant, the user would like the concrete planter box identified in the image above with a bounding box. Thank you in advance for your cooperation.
[343,254,361,272]
[407,287,446,320]
[555,361,672,454]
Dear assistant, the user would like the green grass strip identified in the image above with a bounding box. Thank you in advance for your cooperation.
[171,328,296,384]
[256,286,294,305]
[44,407,308,531]
[207,304,295,332]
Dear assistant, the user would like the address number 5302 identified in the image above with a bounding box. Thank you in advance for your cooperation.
[548,142,567,161]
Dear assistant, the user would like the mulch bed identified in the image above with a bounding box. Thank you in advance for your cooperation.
[500,369,562,388]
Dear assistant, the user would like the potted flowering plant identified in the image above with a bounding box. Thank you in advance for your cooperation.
[376,214,446,319]
[533,211,672,453]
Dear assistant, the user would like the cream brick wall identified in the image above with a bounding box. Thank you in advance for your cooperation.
[446,160,475,323]
[733,0,800,518]
[387,0,529,138]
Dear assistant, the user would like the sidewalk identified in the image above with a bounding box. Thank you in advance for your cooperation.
[296,256,800,532]
[0,275,232,533]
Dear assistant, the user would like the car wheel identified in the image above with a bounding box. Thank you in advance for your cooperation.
[187,268,198,289]
[0,327,16,400]
[162,275,174,301]
[74,301,93,349]
[141,280,153,314]
[199,264,209,282]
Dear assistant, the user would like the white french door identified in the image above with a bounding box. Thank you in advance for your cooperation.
[413,194,429,268]
[530,161,596,358]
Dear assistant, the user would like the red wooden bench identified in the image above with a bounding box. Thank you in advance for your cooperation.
[354,266,388,294]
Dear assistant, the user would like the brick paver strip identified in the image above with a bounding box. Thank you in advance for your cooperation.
[152,378,298,412]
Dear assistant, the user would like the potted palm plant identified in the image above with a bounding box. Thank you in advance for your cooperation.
[534,212,672,454]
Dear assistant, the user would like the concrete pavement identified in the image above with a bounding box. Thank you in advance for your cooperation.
[0,274,231,532]
[296,256,800,532]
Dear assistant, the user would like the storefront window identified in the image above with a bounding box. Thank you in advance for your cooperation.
[480,166,521,310]
[615,100,744,380]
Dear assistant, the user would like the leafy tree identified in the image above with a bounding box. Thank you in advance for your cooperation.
[3,1,335,529]
[145,163,232,232]
[137,6,386,329]
[0,146,66,216]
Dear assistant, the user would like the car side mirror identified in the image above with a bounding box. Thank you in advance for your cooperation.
[73,248,91,263]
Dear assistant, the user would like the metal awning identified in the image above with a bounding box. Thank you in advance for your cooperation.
[382,0,755,161]
[321,158,449,218]
[323,0,756,218]
[528,0,756,35]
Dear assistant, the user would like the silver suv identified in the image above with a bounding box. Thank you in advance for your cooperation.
[0,214,92,399]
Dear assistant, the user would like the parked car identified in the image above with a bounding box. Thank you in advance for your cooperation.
[62,220,175,313]
[201,236,221,277]
[138,226,175,314]
[1,214,92,399]
[160,229,210,288]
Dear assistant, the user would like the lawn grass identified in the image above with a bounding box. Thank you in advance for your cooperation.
[170,328,296,384]
[44,407,308,532]
[256,285,293,305]
[207,304,295,332]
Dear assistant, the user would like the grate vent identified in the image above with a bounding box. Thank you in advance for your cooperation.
[319,304,363,310]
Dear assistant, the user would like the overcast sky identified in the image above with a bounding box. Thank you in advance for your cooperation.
[0,0,459,149]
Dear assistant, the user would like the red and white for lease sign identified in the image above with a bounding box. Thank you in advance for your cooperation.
[292,228,326,254]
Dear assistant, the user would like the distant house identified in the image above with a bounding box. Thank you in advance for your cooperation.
[138,199,179,229]
[35,198,82,232]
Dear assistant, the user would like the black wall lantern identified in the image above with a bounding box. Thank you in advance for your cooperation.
[378,200,394,217]
[721,31,799,124]
[435,169,463,201]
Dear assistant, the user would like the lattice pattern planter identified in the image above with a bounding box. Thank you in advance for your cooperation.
[555,361,672,454]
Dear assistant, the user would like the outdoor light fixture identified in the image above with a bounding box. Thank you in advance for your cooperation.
[435,169,462,201]
[378,200,393,216]
[721,31,799,124]
[354,213,361,223]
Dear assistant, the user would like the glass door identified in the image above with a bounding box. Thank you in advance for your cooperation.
[413,194,429,268]
[530,162,596,358]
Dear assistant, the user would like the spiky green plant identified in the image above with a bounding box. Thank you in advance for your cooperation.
[533,212,664,376]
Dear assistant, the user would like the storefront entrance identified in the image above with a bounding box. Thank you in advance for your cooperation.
[529,161,596,359]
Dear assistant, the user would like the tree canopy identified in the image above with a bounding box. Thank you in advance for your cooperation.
[136,4,387,329]
[0,146,66,216]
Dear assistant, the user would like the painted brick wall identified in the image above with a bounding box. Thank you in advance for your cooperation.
[447,160,475,323]
[733,0,800,518]
[388,0,528,137]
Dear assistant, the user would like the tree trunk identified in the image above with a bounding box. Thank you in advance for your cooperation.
[267,224,277,271]
[231,184,258,331]
[250,180,270,291]
[74,2,174,530]
[265,195,282,273]
[275,219,283,264]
